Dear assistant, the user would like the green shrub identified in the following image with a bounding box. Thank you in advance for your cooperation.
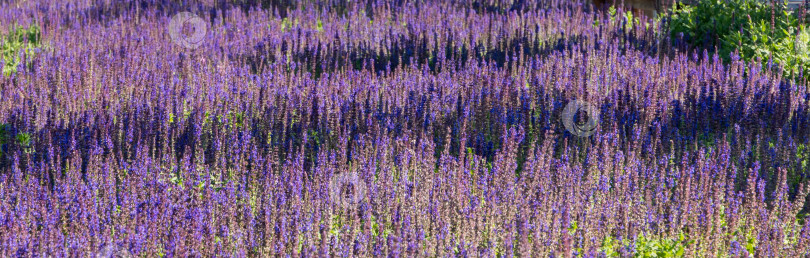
[0,24,42,76]
[669,0,808,79]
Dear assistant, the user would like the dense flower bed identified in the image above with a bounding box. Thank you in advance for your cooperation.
[0,0,809,256]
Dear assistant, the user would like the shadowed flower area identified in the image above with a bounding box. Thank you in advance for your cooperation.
[0,0,809,257]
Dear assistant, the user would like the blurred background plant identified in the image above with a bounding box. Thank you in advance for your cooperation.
[668,0,809,79]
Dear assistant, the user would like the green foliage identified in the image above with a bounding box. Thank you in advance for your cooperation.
[600,235,621,257]
[669,0,808,79]
[799,144,810,173]
[278,17,299,33]
[168,172,184,190]
[15,132,33,154]
[797,27,810,72]
[567,220,578,235]
[600,233,692,257]
[15,132,31,147]
[1,24,42,76]
[602,6,640,31]
[0,124,33,157]
[634,233,691,257]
